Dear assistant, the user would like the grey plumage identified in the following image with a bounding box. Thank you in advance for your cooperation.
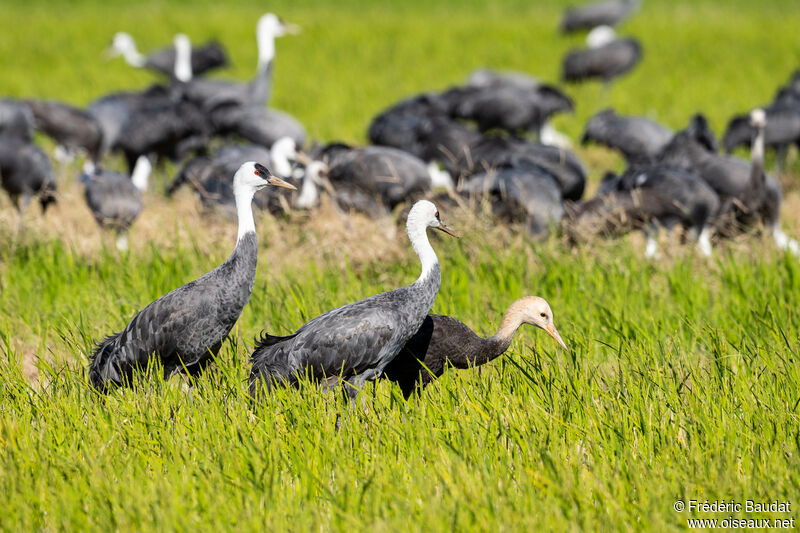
[459,161,564,238]
[250,200,455,399]
[89,162,295,391]
[560,0,640,33]
[90,232,258,389]
[441,83,574,138]
[113,97,211,172]
[83,168,143,234]
[562,38,642,84]
[82,156,151,248]
[87,84,172,157]
[23,99,104,163]
[144,40,229,78]
[566,165,720,255]
[210,105,306,148]
[582,108,673,164]
[0,123,57,214]
[183,63,273,111]
[0,99,35,141]
[722,107,800,155]
[321,145,437,216]
[458,135,587,201]
[168,143,298,216]
[383,296,566,399]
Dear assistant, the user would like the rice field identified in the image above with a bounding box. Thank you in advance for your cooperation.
[1,0,800,530]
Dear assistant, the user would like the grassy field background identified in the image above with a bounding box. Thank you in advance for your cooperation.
[2,0,800,530]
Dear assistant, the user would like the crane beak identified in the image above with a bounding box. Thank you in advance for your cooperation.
[295,151,312,166]
[435,223,458,238]
[545,323,568,351]
[267,175,297,190]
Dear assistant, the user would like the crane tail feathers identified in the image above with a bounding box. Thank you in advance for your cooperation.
[88,332,124,392]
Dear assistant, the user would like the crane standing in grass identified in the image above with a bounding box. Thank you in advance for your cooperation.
[249,200,457,400]
[89,162,296,391]
[382,296,567,399]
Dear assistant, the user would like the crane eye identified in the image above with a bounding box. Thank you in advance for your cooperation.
[540,313,547,318]
[435,211,440,219]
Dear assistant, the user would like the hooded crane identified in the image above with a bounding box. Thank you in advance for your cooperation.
[744,109,798,255]
[722,106,800,172]
[168,137,302,216]
[581,108,673,164]
[183,13,299,111]
[88,162,296,391]
[566,166,720,258]
[1,98,104,165]
[367,96,472,163]
[657,113,785,252]
[210,105,307,149]
[562,26,642,85]
[82,156,152,251]
[439,82,574,141]
[304,145,454,217]
[107,31,229,78]
[382,296,567,398]
[458,160,565,238]
[249,200,457,399]
[560,0,639,33]
[87,83,173,158]
[0,108,57,229]
[455,135,587,201]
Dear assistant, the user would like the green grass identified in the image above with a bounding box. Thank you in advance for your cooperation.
[2,0,800,531]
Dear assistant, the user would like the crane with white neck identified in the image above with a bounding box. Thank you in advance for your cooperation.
[249,200,457,400]
[89,162,296,391]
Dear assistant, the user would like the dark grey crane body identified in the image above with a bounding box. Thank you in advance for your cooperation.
[183,63,274,111]
[23,99,104,163]
[722,107,800,155]
[417,117,482,175]
[659,130,757,199]
[382,296,566,399]
[0,100,35,141]
[367,93,451,159]
[560,0,639,32]
[251,263,441,397]
[114,97,211,172]
[90,232,258,389]
[87,84,172,156]
[168,143,297,216]
[210,105,306,148]
[382,314,507,398]
[249,200,454,399]
[562,38,642,83]
[582,109,673,163]
[144,40,229,78]
[89,162,295,391]
[83,167,143,234]
[0,130,57,213]
[567,165,720,256]
[460,161,564,238]
[460,136,587,201]
[646,113,784,248]
[323,145,435,215]
[772,70,800,108]
[442,84,573,138]
[617,166,721,232]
